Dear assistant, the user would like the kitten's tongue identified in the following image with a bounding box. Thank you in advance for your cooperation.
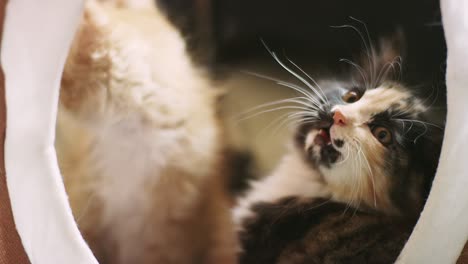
[314,129,331,146]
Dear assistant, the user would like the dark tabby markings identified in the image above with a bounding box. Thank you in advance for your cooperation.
[239,197,416,264]
[333,139,344,148]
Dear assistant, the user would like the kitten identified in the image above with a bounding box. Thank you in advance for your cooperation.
[233,32,444,263]
[56,1,237,263]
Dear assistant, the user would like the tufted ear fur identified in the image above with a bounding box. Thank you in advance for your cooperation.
[355,29,406,87]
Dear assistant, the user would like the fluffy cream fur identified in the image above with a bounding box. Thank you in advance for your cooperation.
[56,1,236,263]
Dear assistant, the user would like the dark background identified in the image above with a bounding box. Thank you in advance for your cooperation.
[157,0,446,88]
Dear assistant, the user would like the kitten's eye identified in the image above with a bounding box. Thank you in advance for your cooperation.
[372,126,392,145]
[342,90,360,103]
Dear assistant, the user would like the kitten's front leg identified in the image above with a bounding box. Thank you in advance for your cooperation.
[233,151,330,227]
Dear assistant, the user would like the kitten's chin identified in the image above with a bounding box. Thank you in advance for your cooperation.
[305,128,342,168]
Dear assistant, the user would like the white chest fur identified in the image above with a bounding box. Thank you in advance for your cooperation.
[87,113,180,261]
[91,114,179,217]
[233,150,331,226]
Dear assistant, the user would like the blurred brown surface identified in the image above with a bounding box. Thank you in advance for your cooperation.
[458,242,468,264]
[0,0,31,263]
[159,0,446,85]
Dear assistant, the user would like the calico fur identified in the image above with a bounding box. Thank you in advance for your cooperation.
[234,31,444,263]
[240,197,416,264]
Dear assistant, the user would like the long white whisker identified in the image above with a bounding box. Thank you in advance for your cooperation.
[283,56,329,105]
[349,17,378,88]
[339,58,370,89]
[260,40,327,109]
[270,114,319,136]
[236,97,315,117]
[376,56,402,84]
[392,119,443,130]
[241,70,322,107]
[276,81,323,107]
[256,111,312,137]
[414,123,429,143]
[236,105,316,122]
[354,138,377,208]
[332,22,375,86]
[335,141,351,165]
[350,140,360,208]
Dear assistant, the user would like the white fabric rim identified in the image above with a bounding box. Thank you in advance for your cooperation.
[396,0,468,263]
[1,0,467,263]
[1,0,98,263]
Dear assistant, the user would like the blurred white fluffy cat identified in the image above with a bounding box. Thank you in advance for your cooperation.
[55,1,237,263]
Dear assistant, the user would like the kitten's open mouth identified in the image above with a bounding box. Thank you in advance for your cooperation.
[313,127,341,165]
[314,128,332,147]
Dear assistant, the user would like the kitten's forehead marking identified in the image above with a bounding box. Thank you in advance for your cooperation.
[333,86,412,124]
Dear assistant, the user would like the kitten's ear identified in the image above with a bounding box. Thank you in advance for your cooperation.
[378,28,406,70]
[356,29,406,86]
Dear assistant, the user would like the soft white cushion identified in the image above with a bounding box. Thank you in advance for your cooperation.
[1,0,98,263]
[396,0,468,263]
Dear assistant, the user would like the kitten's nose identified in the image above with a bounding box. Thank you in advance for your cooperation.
[333,110,347,126]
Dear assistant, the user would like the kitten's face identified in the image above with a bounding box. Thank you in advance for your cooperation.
[255,31,444,215]
[295,81,441,214]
